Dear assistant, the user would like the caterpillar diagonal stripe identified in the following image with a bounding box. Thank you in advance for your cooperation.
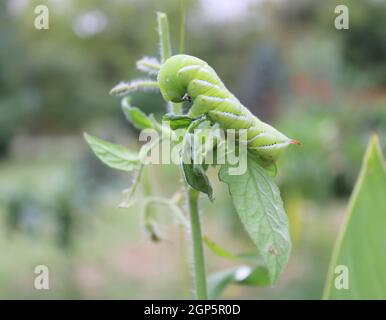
[157,54,299,167]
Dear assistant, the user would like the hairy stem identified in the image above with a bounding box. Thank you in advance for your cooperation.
[109,80,159,96]
[157,12,172,63]
[178,0,190,298]
[176,2,207,299]
[187,188,207,300]
[179,0,186,54]
[157,11,182,114]
[179,225,190,299]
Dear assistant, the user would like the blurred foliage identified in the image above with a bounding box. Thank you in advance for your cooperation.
[0,0,190,156]
[338,1,386,85]
[277,101,386,202]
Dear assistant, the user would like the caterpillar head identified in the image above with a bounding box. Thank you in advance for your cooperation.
[158,54,207,103]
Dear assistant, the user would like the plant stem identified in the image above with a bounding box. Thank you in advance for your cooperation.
[176,1,207,299]
[187,188,208,300]
[157,11,182,114]
[179,225,190,299]
[157,12,172,63]
[179,0,186,54]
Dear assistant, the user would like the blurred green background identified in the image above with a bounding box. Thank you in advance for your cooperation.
[0,0,385,299]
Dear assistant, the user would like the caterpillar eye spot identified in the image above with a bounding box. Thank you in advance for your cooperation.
[182,93,192,102]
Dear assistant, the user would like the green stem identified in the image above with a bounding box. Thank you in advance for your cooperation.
[179,225,190,299]
[187,188,207,300]
[157,11,181,114]
[157,12,172,63]
[179,0,186,54]
[177,1,207,299]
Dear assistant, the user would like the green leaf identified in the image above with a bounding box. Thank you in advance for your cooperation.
[182,162,213,201]
[203,236,241,260]
[109,79,159,96]
[204,235,259,262]
[324,135,386,299]
[208,265,270,299]
[163,113,193,130]
[121,97,154,130]
[239,266,270,286]
[219,154,291,285]
[136,56,160,75]
[262,162,277,177]
[84,133,140,172]
[207,269,237,300]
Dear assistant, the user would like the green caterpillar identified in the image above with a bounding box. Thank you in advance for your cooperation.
[157,54,299,168]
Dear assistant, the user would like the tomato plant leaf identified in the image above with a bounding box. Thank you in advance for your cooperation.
[121,97,154,130]
[239,266,270,286]
[84,133,140,172]
[219,154,291,285]
[203,235,260,262]
[324,135,386,299]
[163,113,193,130]
[136,56,160,75]
[203,235,241,260]
[182,162,213,201]
[208,265,270,299]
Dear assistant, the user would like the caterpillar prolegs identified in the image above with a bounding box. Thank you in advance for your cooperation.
[158,54,299,168]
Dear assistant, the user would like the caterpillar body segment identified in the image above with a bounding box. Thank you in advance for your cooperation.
[157,54,297,166]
